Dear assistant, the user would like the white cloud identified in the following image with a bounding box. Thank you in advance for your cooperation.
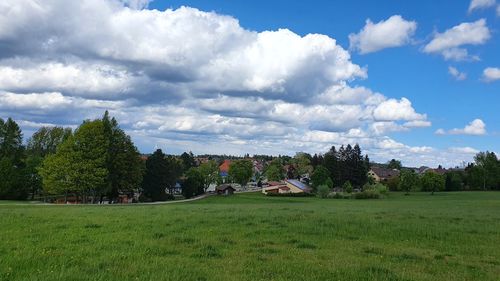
[0,61,142,97]
[373,98,427,122]
[423,19,490,61]
[349,15,417,54]
[436,119,487,136]
[448,66,467,81]
[0,0,462,167]
[469,0,496,12]
[482,67,500,82]
[120,0,152,10]
[497,4,500,16]
[449,147,479,154]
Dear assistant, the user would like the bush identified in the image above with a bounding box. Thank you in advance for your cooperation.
[328,192,351,199]
[265,192,314,197]
[373,183,388,195]
[317,185,330,199]
[343,181,353,193]
[354,189,381,199]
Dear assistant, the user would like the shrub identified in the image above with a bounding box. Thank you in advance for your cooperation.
[354,189,381,199]
[316,185,330,199]
[265,192,314,197]
[328,192,351,199]
[373,183,388,195]
[343,181,353,193]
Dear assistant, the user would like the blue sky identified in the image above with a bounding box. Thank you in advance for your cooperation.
[0,0,499,167]
[153,0,500,148]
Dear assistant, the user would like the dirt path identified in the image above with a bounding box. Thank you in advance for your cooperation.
[0,193,213,206]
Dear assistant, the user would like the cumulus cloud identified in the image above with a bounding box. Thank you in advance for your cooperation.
[436,119,487,136]
[482,67,500,82]
[120,0,152,10]
[423,19,490,61]
[373,98,427,122]
[448,66,467,81]
[0,0,467,167]
[349,15,417,54]
[468,0,496,13]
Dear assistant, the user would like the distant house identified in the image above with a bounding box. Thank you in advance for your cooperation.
[219,160,231,180]
[368,167,400,183]
[262,179,311,194]
[415,166,447,175]
[216,184,236,196]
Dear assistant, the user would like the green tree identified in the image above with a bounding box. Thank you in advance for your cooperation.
[343,181,353,193]
[182,167,204,199]
[198,160,221,192]
[468,151,500,190]
[229,159,253,187]
[39,120,109,202]
[421,172,445,195]
[102,112,143,200]
[180,151,196,172]
[27,127,72,158]
[293,152,313,176]
[142,149,170,201]
[265,160,284,181]
[445,171,463,191]
[399,169,419,195]
[317,184,330,198]
[25,126,72,199]
[0,118,28,199]
[310,165,332,191]
[387,159,402,170]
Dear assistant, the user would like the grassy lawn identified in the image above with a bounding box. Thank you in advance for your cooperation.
[1,192,499,281]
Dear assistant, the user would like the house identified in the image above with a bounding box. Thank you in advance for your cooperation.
[216,184,236,195]
[219,160,231,178]
[262,179,311,194]
[368,167,400,182]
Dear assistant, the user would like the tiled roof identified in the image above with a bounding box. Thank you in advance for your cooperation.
[370,167,400,179]
[219,160,231,173]
[286,179,309,190]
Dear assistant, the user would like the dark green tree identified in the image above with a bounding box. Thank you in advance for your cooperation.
[229,159,253,187]
[102,112,144,200]
[310,165,332,191]
[421,172,445,195]
[0,118,28,199]
[27,127,72,158]
[142,149,170,201]
[399,169,419,195]
[182,167,204,199]
[387,159,402,170]
[265,159,284,181]
[180,151,196,172]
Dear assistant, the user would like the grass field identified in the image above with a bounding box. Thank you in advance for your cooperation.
[1,192,499,281]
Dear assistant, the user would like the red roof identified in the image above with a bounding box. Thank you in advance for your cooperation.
[267,181,284,186]
[219,160,231,173]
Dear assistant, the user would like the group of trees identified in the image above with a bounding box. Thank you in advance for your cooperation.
[388,151,500,194]
[0,113,144,202]
[398,170,445,195]
[0,118,28,199]
[311,144,370,189]
[39,112,144,202]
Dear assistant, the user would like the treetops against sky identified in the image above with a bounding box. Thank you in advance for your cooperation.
[0,0,498,168]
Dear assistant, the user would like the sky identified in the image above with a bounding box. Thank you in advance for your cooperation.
[0,0,499,167]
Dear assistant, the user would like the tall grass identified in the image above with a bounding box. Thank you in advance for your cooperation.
[1,192,499,280]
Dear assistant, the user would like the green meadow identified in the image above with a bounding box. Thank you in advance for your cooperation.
[1,192,499,281]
